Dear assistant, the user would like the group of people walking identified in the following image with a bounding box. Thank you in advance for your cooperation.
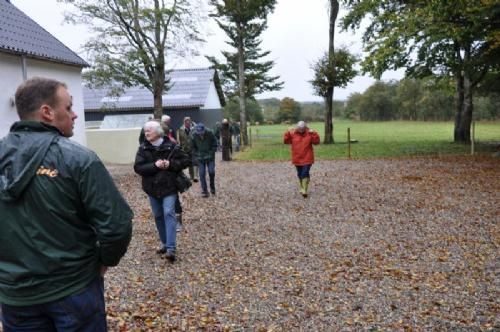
[0,76,320,331]
[134,115,220,263]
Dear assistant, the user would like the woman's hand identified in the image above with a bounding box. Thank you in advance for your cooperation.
[155,159,170,169]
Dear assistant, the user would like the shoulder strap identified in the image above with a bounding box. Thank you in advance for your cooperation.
[166,144,180,161]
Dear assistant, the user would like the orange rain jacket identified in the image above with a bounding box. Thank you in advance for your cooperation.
[283,128,320,166]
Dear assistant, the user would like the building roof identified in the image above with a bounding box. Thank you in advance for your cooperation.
[0,0,88,67]
[84,68,225,111]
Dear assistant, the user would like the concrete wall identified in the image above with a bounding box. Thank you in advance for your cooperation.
[85,106,222,164]
[86,127,141,164]
[0,53,87,145]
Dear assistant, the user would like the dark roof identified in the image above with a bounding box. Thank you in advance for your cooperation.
[0,0,88,67]
[84,68,225,111]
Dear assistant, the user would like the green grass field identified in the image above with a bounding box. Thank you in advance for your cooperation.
[236,120,500,161]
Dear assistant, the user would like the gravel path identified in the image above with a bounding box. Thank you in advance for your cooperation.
[68,156,500,330]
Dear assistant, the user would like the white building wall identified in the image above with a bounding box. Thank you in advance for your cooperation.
[0,53,87,146]
[0,53,24,139]
[25,58,87,146]
[202,82,222,109]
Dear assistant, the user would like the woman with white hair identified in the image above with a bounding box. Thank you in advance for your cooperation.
[284,121,320,197]
[134,120,191,262]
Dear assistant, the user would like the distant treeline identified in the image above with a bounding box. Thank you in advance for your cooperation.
[251,78,499,123]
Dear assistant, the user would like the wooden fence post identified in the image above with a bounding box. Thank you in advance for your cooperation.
[347,127,351,159]
[471,121,475,155]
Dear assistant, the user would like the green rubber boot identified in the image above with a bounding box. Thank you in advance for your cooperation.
[302,177,310,197]
[299,179,305,195]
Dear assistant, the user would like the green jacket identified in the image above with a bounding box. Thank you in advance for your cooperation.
[177,125,193,154]
[0,121,133,306]
[192,129,217,163]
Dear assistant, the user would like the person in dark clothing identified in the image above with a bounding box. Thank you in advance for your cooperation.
[220,118,232,161]
[161,115,176,143]
[0,77,133,331]
[134,121,191,262]
[231,121,241,152]
[213,121,222,151]
[192,123,218,197]
[177,116,198,182]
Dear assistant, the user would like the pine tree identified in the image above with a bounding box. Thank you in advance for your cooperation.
[207,0,283,146]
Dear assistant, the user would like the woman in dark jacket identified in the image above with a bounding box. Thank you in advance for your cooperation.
[134,121,191,262]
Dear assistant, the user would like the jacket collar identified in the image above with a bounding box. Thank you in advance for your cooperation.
[143,137,174,150]
[10,121,63,135]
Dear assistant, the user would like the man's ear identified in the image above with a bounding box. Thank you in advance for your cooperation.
[40,105,54,122]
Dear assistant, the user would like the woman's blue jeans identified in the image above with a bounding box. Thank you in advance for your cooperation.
[148,194,177,252]
[1,277,106,332]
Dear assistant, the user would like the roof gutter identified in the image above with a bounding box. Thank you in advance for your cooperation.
[0,48,90,68]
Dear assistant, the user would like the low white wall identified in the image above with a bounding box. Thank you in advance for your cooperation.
[86,128,141,164]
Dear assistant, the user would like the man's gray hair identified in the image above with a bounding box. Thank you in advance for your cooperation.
[161,115,171,123]
[143,120,164,136]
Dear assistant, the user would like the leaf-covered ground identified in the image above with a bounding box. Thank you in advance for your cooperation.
[106,156,498,330]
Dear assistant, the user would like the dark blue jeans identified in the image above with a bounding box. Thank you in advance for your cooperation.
[295,164,312,179]
[198,160,216,194]
[1,277,106,332]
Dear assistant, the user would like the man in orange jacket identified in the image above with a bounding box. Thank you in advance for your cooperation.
[284,121,320,197]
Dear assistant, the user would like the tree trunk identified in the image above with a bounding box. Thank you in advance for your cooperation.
[152,0,164,121]
[455,74,473,143]
[153,78,164,120]
[453,71,464,142]
[236,7,248,146]
[324,91,333,144]
[324,0,339,144]
[453,47,474,143]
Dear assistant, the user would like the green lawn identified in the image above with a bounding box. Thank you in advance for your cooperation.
[236,120,500,161]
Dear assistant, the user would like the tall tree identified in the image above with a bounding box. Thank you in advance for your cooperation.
[322,0,340,144]
[60,0,204,120]
[207,0,283,146]
[310,46,358,137]
[342,0,500,142]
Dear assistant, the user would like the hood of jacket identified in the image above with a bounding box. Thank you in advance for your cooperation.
[0,121,60,202]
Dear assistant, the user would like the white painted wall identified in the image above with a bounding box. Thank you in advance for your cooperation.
[0,53,24,138]
[202,81,222,110]
[0,53,87,145]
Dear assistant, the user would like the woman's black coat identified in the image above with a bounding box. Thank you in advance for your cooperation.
[134,139,192,198]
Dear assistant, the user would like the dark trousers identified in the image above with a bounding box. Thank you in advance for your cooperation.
[1,277,106,332]
[295,164,312,179]
[198,160,216,193]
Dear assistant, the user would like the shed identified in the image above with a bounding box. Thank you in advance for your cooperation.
[84,68,225,130]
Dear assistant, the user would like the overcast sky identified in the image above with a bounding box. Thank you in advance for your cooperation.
[11,0,403,102]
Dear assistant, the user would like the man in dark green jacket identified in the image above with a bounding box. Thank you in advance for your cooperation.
[192,123,218,197]
[177,116,198,182]
[0,77,133,331]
